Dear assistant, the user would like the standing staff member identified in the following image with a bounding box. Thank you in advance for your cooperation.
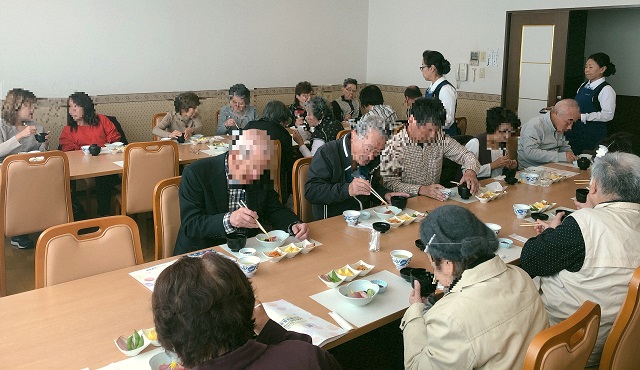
[568,52,617,155]
[421,50,458,136]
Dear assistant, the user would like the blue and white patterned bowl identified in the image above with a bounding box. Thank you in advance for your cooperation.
[343,210,361,226]
[390,250,413,270]
[513,203,530,219]
[237,256,260,277]
[524,173,540,185]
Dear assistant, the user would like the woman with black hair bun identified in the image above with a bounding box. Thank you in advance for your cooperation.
[420,50,458,136]
[567,52,617,155]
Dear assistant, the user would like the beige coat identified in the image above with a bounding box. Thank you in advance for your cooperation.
[401,256,548,370]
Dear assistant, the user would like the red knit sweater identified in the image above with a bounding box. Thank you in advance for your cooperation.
[59,114,121,151]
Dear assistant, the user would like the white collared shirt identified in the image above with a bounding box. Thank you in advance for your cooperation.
[427,76,457,128]
[578,77,616,123]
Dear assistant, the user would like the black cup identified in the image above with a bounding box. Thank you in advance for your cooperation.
[372,222,390,233]
[88,144,101,156]
[502,167,517,179]
[399,267,413,282]
[226,233,247,252]
[577,157,591,170]
[458,183,471,199]
[390,196,408,209]
[35,132,47,143]
[576,188,589,203]
[176,133,185,143]
[556,209,573,222]
[531,212,549,221]
[410,269,437,297]
[504,177,519,185]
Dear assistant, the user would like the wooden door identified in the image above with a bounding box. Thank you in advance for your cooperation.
[503,10,587,123]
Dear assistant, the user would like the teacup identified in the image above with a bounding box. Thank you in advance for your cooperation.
[237,256,260,278]
[576,188,589,203]
[343,210,361,226]
[226,233,247,252]
[458,183,471,199]
[390,250,413,270]
[485,223,501,236]
[440,188,452,199]
[81,145,90,155]
[524,173,539,185]
[360,211,371,220]
[35,132,47,143]
[390,196,408,209]
[513,204,530,219]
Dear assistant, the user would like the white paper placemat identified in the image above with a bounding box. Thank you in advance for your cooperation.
[202,148,228,157]
[495,245,522,263]
[310,270,412,328]
[446,187,478,204]
[523,206,576,223]
[113,160,124,167]
[220,237,322,262]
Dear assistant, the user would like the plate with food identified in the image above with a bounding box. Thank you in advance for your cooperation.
[397,213,416,225]
[281,243,301,258]
[529,200,556,212]
[262,247,287,262]
[372,206,401,220]
[349,260,375,276]
[474,185,507,203]
[547,172,566,183]
[319,270,347,288]
[385,216,403,228]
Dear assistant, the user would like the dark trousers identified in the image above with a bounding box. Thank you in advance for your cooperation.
[95,174,120,216]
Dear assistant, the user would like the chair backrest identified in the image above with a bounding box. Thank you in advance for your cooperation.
[106,115,129,145]
[455,116,468,135]
[508,134,519,162]
[336,129,350,140]
[152,112,168,141]
[599,266,640,370]
[153,176,181,260]
[523,300,601,370]
[272,140,282,201]
[121,141,179,215]
[292,157,313,223]
[34,216,144,288]
[0,151,74,296]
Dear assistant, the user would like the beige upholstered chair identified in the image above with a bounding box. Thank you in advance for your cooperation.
[599,266,640,370]
[152,112,168,141]
[292,157,313,223]
[34,216,143,288]
[0,151,73,296]
[336,129,350,140]
[117,141,179,216]
[523,300,601,370]
[272,140,282,202]
[153,176,181,260]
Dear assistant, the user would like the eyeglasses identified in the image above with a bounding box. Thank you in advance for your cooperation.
[345,88,357,93]
[420,65,428,71]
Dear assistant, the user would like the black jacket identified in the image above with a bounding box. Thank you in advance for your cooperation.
[174,154,300,255]
[305,133,389,220]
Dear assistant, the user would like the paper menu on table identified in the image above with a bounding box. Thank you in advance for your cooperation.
[262,299,346,347]
[310,270,412,328]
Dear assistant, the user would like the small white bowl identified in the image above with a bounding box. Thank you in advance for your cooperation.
[238,247,256,257]
[343,210,361,226]
[296,240,316,254]
[513,204,530,219]
[385,216,403,228]
[397,213,416,225]
[350,260,375,276]
[149,351,182,370]
[318,270,346,288]
[372,206,401,220]
[255,230,289,248]
[335,265,358,282]
[81,145,90,155]
[237,256,260,277]
[105,141,123,149]
[262,247,287,262]
[440,188,452,199]
[498,238,513,249]
[142,327,160,347]
[359,211,371,220]
[370,279,387,293]
[114,330,151,357]
[485,223,502,236]
[338,280,380,306]
[524,173,540,185]
[411,211,426,222]
[281,243,301,258]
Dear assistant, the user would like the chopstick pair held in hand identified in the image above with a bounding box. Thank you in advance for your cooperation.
[239,200,270,238]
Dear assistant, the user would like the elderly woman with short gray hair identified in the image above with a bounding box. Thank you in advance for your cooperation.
[401,205,548,370]
[216,83,258,134]
[521,151,640,366]
[293,97,344,158]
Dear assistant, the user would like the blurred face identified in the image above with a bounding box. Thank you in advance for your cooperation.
[230,96,246,113]
[405,96,418,107]
[342,84,357,100]
[296,93,312,106]
[16,101,36,123]
[427,254,454,287]
[68,99,85,123]
[408,116,439,143]
[228,130,273,185]
[551,108,580,133]
[491,123,514,143]
[584,58,606,82]
[305,108,320,127]
[351,129,386,166]
[181,107,197,118]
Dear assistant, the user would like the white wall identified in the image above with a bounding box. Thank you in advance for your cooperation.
[0,0,369,97]
[366,0,640,95]
[585,8,640,96]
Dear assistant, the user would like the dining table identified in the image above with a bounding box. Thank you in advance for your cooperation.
[0,163,590,369]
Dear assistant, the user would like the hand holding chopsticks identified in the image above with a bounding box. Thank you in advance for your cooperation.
[239,200,269,237]
[369,187,388,207]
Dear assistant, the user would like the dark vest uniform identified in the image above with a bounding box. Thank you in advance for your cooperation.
[567,81,610,155]
[425,80,459,136]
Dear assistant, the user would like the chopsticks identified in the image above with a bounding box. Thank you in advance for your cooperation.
[574,179,591,183]
[239,200,270,237]
[519,223,538,227]
[369,187,388,207]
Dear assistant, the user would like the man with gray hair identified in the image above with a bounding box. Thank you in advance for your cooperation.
[521,151,640,366]
[517,98,581,168]
[305,115,409,220]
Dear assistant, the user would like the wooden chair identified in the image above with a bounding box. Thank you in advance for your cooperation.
[599,266,640,370]
[117,141,179,216]
[272,140,282,202]
[35,216,143,288]
[152,112,168,141]
[0,151,73,296]
[153,176,181,260]
[336,129,350,140]
[523,300,601,370]
[455,116,468,135]
[292,157,313,223]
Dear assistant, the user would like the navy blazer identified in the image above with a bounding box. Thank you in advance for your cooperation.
[174,154,301,255]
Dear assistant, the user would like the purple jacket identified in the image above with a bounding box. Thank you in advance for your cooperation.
[193,320,342,370]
